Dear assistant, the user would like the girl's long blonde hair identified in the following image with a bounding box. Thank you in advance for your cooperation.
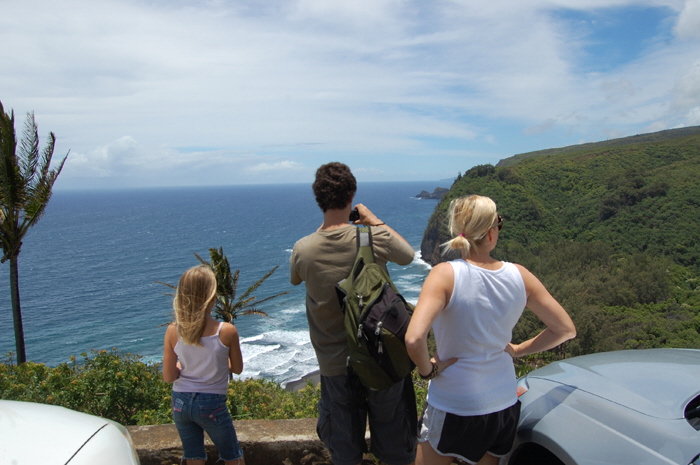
[173,264,218,346]
[441,195,499,258]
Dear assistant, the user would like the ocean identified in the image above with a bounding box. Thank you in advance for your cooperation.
[0,182,440,387]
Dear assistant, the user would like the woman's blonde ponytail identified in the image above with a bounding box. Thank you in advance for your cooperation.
[440,195,498,258]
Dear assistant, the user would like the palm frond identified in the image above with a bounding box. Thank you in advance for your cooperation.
[25,133,65,218]
[159,246,288,324]
[194,251,208,265]
[0,105,18,208]
[216,310,233,322]
[155,280,177,291]
[18,112,39,186]
[237,265,279,301]
[237,309,270,318]
[38,131,60,180]
[247,290,290,306]
[234,296,257,309]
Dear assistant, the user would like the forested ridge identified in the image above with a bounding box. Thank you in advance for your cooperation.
[421,126,700,358]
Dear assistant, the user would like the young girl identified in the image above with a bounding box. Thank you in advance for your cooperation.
[163,264,245,465]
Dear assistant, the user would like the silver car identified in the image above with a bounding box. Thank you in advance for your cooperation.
[503,349,700,465]
[0,399,140,464]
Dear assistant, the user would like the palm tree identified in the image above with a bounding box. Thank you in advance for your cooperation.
[197,247,290,322]
[160,247,289,323]
[0,101,68,364]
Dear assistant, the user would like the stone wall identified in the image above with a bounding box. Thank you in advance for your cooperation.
[128,418,332,465]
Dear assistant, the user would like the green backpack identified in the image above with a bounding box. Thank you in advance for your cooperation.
[336,226,415,390]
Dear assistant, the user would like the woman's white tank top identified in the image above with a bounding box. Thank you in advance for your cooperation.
[427,260,527,416]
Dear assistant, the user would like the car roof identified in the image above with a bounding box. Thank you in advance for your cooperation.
[525,348,700,419]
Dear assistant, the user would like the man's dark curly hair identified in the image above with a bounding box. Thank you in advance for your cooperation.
[312,162,357,212]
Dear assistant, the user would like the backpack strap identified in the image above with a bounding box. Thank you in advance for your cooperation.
[355,226,375,265]
[337,226,377,308]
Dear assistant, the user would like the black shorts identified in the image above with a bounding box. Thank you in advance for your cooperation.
[418,401,521,464]
[317,373,417,465]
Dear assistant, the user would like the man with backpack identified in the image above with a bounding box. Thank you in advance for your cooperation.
[290,162,417,465]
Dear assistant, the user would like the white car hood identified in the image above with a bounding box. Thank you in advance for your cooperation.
[527,349,700,419]
[0,400,118,463]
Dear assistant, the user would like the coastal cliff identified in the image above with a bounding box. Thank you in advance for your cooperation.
[419,125,700,267]
[417,124,700,357]
[419,203,459,266]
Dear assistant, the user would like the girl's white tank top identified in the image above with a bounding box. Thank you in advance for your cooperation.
[173,322,230,395]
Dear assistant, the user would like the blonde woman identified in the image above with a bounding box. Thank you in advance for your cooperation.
[406,195,576,465]
[163,264,245,465]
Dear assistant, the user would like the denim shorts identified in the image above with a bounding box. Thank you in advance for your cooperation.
[316,374,417,465]
[171,391,244,462]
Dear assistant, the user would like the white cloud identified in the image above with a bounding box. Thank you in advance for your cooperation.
[675,0,700,39]
[248,161,305,172]
[672,59,700,117]
[1,0,699,188]
[687,107,700,124]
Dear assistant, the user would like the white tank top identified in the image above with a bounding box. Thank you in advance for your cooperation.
[173,322,230,395]
[427,260,527,416]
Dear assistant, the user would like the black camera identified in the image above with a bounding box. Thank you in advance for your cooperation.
[349,209,360,222]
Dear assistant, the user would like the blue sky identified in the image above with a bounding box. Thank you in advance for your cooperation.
[1,0,699,190]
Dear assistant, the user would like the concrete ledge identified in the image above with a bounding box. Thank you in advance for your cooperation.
[128,418,331,465]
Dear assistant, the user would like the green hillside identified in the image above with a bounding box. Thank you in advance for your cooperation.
[496,125,700,167]
[421,127,700,358]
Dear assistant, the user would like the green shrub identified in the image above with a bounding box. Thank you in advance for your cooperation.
[0,349,321,426]
[227,377,319,420]
[1,349,170,425]
[1,346,550,428]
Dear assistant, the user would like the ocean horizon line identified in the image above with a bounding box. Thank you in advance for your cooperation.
[53,179,452,193]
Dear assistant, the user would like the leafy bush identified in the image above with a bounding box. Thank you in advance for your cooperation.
[227,378,319,420]
[0,349,170,425]
[1,348,546,429]
[0,348,321,426]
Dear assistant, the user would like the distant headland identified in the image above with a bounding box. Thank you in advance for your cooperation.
[415,187,448,200]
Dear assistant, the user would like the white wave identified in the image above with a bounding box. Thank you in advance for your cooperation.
[393,273,424,284]
[280,305,305,315]
[236,329,318,385]
[140,355,162,365]
[399,284,424,295]
[233,371,260,381]
[240,334,265,343]
[241,343,281,361]
[252,349,300,372]
[412,252,432,270]
[251,329,311,345]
